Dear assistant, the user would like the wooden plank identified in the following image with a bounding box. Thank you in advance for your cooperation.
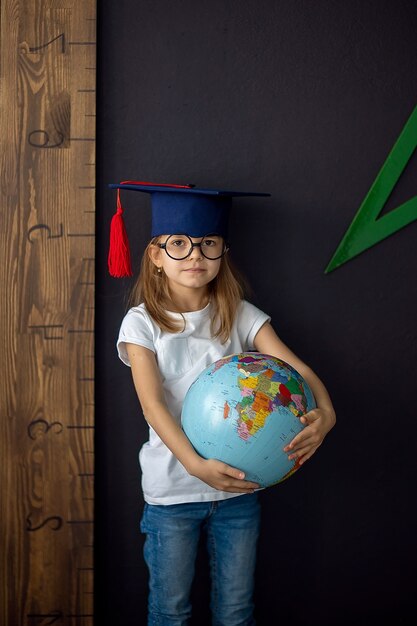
[0,1,96,624]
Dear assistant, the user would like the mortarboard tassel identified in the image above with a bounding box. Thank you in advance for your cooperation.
[108,189,133,277]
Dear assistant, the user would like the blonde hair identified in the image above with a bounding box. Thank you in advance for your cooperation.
[127,237,249,343]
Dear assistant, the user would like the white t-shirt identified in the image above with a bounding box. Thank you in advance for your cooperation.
[117,299,271,505]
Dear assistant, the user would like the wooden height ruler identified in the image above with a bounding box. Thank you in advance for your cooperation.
[0,1,96,625]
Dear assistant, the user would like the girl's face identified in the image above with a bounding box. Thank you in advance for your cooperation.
[149,235,222,293]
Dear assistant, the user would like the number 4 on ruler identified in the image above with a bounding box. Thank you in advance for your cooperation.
[325,104,417,273]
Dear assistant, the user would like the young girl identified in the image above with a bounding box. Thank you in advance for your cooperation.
[108,181,336,626]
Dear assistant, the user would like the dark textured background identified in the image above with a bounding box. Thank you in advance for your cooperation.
[95,1,417,624]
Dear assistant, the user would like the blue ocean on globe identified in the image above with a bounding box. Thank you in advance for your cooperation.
[181,352,316,487]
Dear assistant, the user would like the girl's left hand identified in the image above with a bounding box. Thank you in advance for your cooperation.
[283,407,335,465]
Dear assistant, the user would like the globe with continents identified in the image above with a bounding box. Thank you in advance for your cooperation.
[181,352,316,487]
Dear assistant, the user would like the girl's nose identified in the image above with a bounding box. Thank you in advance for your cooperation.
[189,243,203,260]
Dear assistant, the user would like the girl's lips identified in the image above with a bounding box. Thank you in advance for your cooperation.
[184,267,205,272]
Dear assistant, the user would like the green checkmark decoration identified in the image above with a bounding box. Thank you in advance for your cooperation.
[325,104,417,273]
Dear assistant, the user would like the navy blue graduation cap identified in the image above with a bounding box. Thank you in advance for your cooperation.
[108,180,270,277]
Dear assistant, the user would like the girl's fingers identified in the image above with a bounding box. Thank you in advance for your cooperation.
[219,475,259,492]
[224,466,246,480]
[221,465,259,490]
[223,483,257,493]
[298,445,320,464]
[284,428,313,450]
[290,443,321,463]
[284,433,316,454]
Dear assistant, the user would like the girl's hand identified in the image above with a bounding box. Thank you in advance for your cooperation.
[189,457,260,493]
[283,407,336,466]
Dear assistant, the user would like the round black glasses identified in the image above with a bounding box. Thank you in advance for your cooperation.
[157,234,228,260]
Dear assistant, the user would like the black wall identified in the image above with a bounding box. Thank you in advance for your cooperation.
[96,2,417,624]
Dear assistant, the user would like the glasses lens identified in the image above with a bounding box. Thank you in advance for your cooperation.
[200,236,225,259]
[165,235,192,259]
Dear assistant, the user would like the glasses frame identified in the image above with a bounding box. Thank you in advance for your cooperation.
[157,234,229,261]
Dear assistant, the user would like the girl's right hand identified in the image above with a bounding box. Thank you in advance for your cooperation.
[189,457,260,493]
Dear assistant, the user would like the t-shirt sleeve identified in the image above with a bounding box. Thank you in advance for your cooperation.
[239,300,271,349]
[117,307,155,366]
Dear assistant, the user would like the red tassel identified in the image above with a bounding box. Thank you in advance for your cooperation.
[108,190,133,277]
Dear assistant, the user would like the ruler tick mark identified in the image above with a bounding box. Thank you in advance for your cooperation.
[69,137,95,141]
[68,41,96,46]
[28,324,64,340]
[27,612,63,623]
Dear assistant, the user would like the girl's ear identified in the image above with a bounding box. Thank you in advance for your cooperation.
[148,242,162,267]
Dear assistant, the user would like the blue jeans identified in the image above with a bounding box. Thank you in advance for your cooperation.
[140,493,261,626]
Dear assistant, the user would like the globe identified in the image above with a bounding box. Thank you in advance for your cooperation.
[181,352,316,488]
